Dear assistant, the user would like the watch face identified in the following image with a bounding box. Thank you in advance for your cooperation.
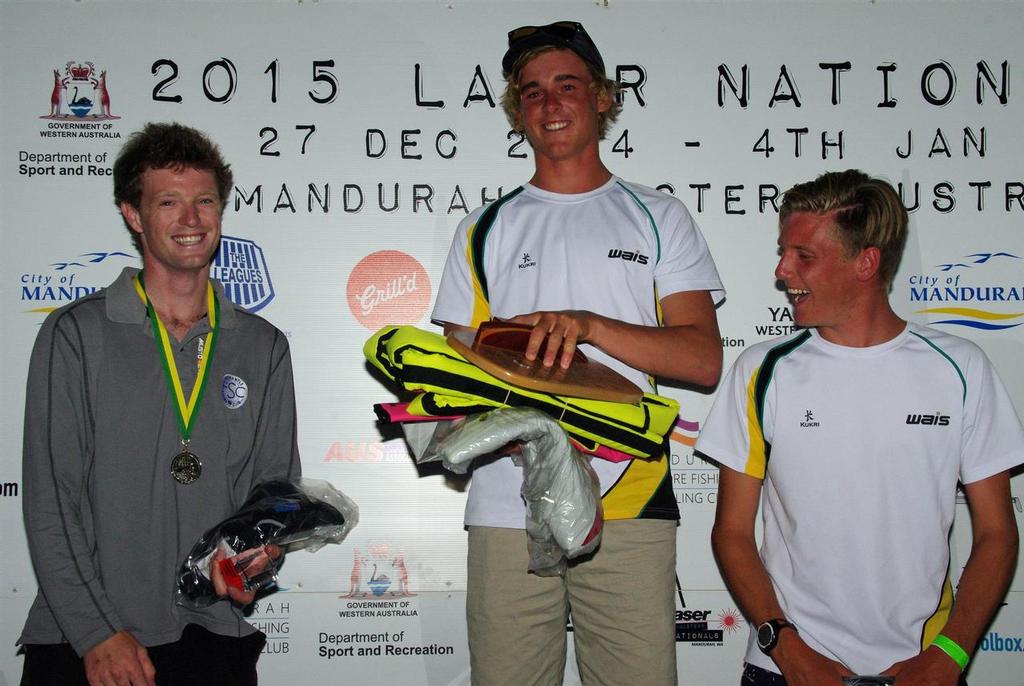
[757,622,775,650]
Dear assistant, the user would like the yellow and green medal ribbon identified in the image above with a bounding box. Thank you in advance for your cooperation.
[134,272,220,451]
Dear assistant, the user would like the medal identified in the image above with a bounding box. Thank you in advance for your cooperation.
[171,447,203,485]
[135,273,220,485]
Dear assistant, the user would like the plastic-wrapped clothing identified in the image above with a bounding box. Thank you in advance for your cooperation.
[376,401,635,463]
[423,407,602,576]
[364,325,679,459]
[177,479,359,607]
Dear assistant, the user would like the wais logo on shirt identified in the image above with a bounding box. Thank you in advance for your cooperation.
[607,248,649,265]
[906,412,951,426]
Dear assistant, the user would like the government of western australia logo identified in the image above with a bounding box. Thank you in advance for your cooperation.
[41,62,120,121]
[210,236,275,313]
[908,251,1023,331]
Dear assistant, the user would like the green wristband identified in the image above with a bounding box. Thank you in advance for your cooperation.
[932,634,969,670]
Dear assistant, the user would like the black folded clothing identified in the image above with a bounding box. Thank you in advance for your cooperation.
[177,479,356,607]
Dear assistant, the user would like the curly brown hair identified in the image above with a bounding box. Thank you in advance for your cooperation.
[113,122,232,254]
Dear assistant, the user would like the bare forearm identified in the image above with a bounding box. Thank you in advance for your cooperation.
[586,313,721,386]
[882,521,1016,684]
[710,467,787,627]
[942,473,1019,654]
[939,526,1018,653]
[506,290,723,387]
[711,526,784,627]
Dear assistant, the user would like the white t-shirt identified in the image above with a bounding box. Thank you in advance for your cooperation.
[432,176,724,527]
[695,323,1024,674]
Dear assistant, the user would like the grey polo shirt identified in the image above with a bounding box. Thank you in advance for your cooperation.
[20,267,301,656]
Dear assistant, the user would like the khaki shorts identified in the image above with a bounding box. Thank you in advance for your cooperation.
[467,519,678,686]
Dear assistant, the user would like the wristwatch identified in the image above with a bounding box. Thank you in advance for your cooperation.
[756,618,796,655]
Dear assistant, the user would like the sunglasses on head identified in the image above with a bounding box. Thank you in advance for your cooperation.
[507,21,588,45]
[503,20,605,76]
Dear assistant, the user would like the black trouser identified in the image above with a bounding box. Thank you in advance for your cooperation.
[741,662,969,686]
[22,624,266,686]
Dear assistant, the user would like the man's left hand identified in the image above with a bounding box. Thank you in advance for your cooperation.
[506,310,594,369]
[883,646,962,685]
[210,544,281,605]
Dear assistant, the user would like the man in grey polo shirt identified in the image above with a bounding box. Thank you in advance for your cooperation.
[19,122,300,685]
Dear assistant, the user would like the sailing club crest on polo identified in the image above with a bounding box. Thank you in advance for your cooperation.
[222,374,249,410]
[210,236,275,313]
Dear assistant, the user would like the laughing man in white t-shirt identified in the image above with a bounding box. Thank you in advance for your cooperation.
[432,20,724,686]
[697,170,1022,686]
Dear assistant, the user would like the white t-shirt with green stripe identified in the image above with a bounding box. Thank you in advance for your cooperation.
[433,176,724,527]
[696,323,1024,675]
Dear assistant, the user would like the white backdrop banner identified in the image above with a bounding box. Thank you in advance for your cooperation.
[2,1,1022,684]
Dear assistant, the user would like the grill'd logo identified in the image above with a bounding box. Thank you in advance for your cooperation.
[346,250,431,330]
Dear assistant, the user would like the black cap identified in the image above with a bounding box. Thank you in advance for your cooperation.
[502,21,606,78]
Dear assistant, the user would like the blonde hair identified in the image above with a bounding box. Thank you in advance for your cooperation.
[501,46,622,140]
[780,170,909,287]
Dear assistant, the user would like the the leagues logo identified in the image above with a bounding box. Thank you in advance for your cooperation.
[41,62,120,121]
[210,236,275,312]
[907,251,1023,331]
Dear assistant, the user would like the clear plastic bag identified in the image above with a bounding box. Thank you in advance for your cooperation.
[176,478,359,607]
[418,407,603,576]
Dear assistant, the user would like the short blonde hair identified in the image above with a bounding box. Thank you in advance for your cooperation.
[780,170,909,287]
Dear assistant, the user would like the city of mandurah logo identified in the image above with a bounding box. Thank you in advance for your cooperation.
[346,250,432,331]
[41,62,120,121]
[210,236,275,312]
[907,251,1023,331]
[20,250,134,315]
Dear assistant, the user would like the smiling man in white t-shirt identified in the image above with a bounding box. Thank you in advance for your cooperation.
[697,170,1022,686]
[432,20,725,686]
